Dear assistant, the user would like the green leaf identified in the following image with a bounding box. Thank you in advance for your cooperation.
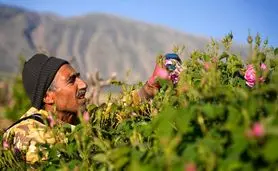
[113,157,129,169]
[226,128,247,160]
[263,138,278,162]
[274,48,278,56]
[202,104,225,120]
[153,106,176,138]
[175,108,192,133]
[109,147,130,161]
[182,144,197,161]
[68,160,81,169]
[93,153,107,163]
[45,165,57,171]
[87,104,98,113]
[204,54,210,61]
[93,138,110,151]
[257,52,266,62]
[218,159,243,171]
[220,52,229,60]
[226,106,241,129]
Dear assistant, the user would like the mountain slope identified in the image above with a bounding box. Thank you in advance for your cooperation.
[0,4,247,82]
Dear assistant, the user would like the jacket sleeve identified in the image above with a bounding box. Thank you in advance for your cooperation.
[130,81,159,105]
[3,119,62,164]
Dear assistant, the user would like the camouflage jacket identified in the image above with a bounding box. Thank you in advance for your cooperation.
[2,107,74,164]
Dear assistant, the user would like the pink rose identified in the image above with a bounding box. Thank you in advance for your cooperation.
[47,115,56,128]
[2,140,9,149]
[260,63,267,70]
[204,62,211,71]
[244,63,267,88]
[245,122,265,139]
[83,111,90,123]
[170,73,179,84]
[212,57,218,63]
[244,65,256,87]
[184,163,197,171]
[259,77,265,83]
[252,122,265,138]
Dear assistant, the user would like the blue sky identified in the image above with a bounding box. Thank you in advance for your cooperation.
[1,0,278,46]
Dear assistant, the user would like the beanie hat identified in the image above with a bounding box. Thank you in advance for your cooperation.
[22,53,69,109]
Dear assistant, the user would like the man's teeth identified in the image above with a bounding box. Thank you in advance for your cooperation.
[78,91,86,98]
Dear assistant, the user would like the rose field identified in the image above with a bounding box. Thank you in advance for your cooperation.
[1,33,278,171]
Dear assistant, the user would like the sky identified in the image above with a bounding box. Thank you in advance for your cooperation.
[1,0,278,46]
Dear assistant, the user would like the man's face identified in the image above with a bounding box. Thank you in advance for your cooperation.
[49,64,87,114]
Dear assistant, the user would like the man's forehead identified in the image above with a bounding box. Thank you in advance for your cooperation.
[55,64,77,81]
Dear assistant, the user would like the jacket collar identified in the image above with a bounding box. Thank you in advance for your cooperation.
[20,107,76,130]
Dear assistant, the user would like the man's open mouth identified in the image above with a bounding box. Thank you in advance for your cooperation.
[77,89,86,99]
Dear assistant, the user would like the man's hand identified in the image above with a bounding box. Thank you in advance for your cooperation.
[138,53,183,100]
[147,62,170,89]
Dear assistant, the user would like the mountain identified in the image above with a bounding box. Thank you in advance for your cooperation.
[0,4,247,83]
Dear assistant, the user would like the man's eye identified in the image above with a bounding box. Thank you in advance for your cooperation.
[69,76,76,83]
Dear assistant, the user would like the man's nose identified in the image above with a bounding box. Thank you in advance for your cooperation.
[77,78,88,90]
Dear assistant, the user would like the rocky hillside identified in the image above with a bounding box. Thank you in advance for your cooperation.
[0,4,247,82]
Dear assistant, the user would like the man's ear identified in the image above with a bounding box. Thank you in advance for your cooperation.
[43,91,55,104]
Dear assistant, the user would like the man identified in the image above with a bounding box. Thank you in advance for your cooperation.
[2,53,181,164]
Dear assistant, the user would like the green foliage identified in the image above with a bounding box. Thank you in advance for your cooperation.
[4,55,31,121]
[1,34,278,170]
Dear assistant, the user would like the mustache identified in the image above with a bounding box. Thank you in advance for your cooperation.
[76,89,87,98]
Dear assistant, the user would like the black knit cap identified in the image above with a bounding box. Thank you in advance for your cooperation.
[22,53,69,109]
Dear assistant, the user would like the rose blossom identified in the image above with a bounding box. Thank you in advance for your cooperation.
[170,73,179,84]
[184,162,197,171]
[2,140,9,149]
[244,63,267,88]
[245,122,265,139]
[260,63,267,70]
[204,62,211,71]
[47,115,56,128]
[244,64,256,87]
[252,122,265,138]
[83,111,90,122]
